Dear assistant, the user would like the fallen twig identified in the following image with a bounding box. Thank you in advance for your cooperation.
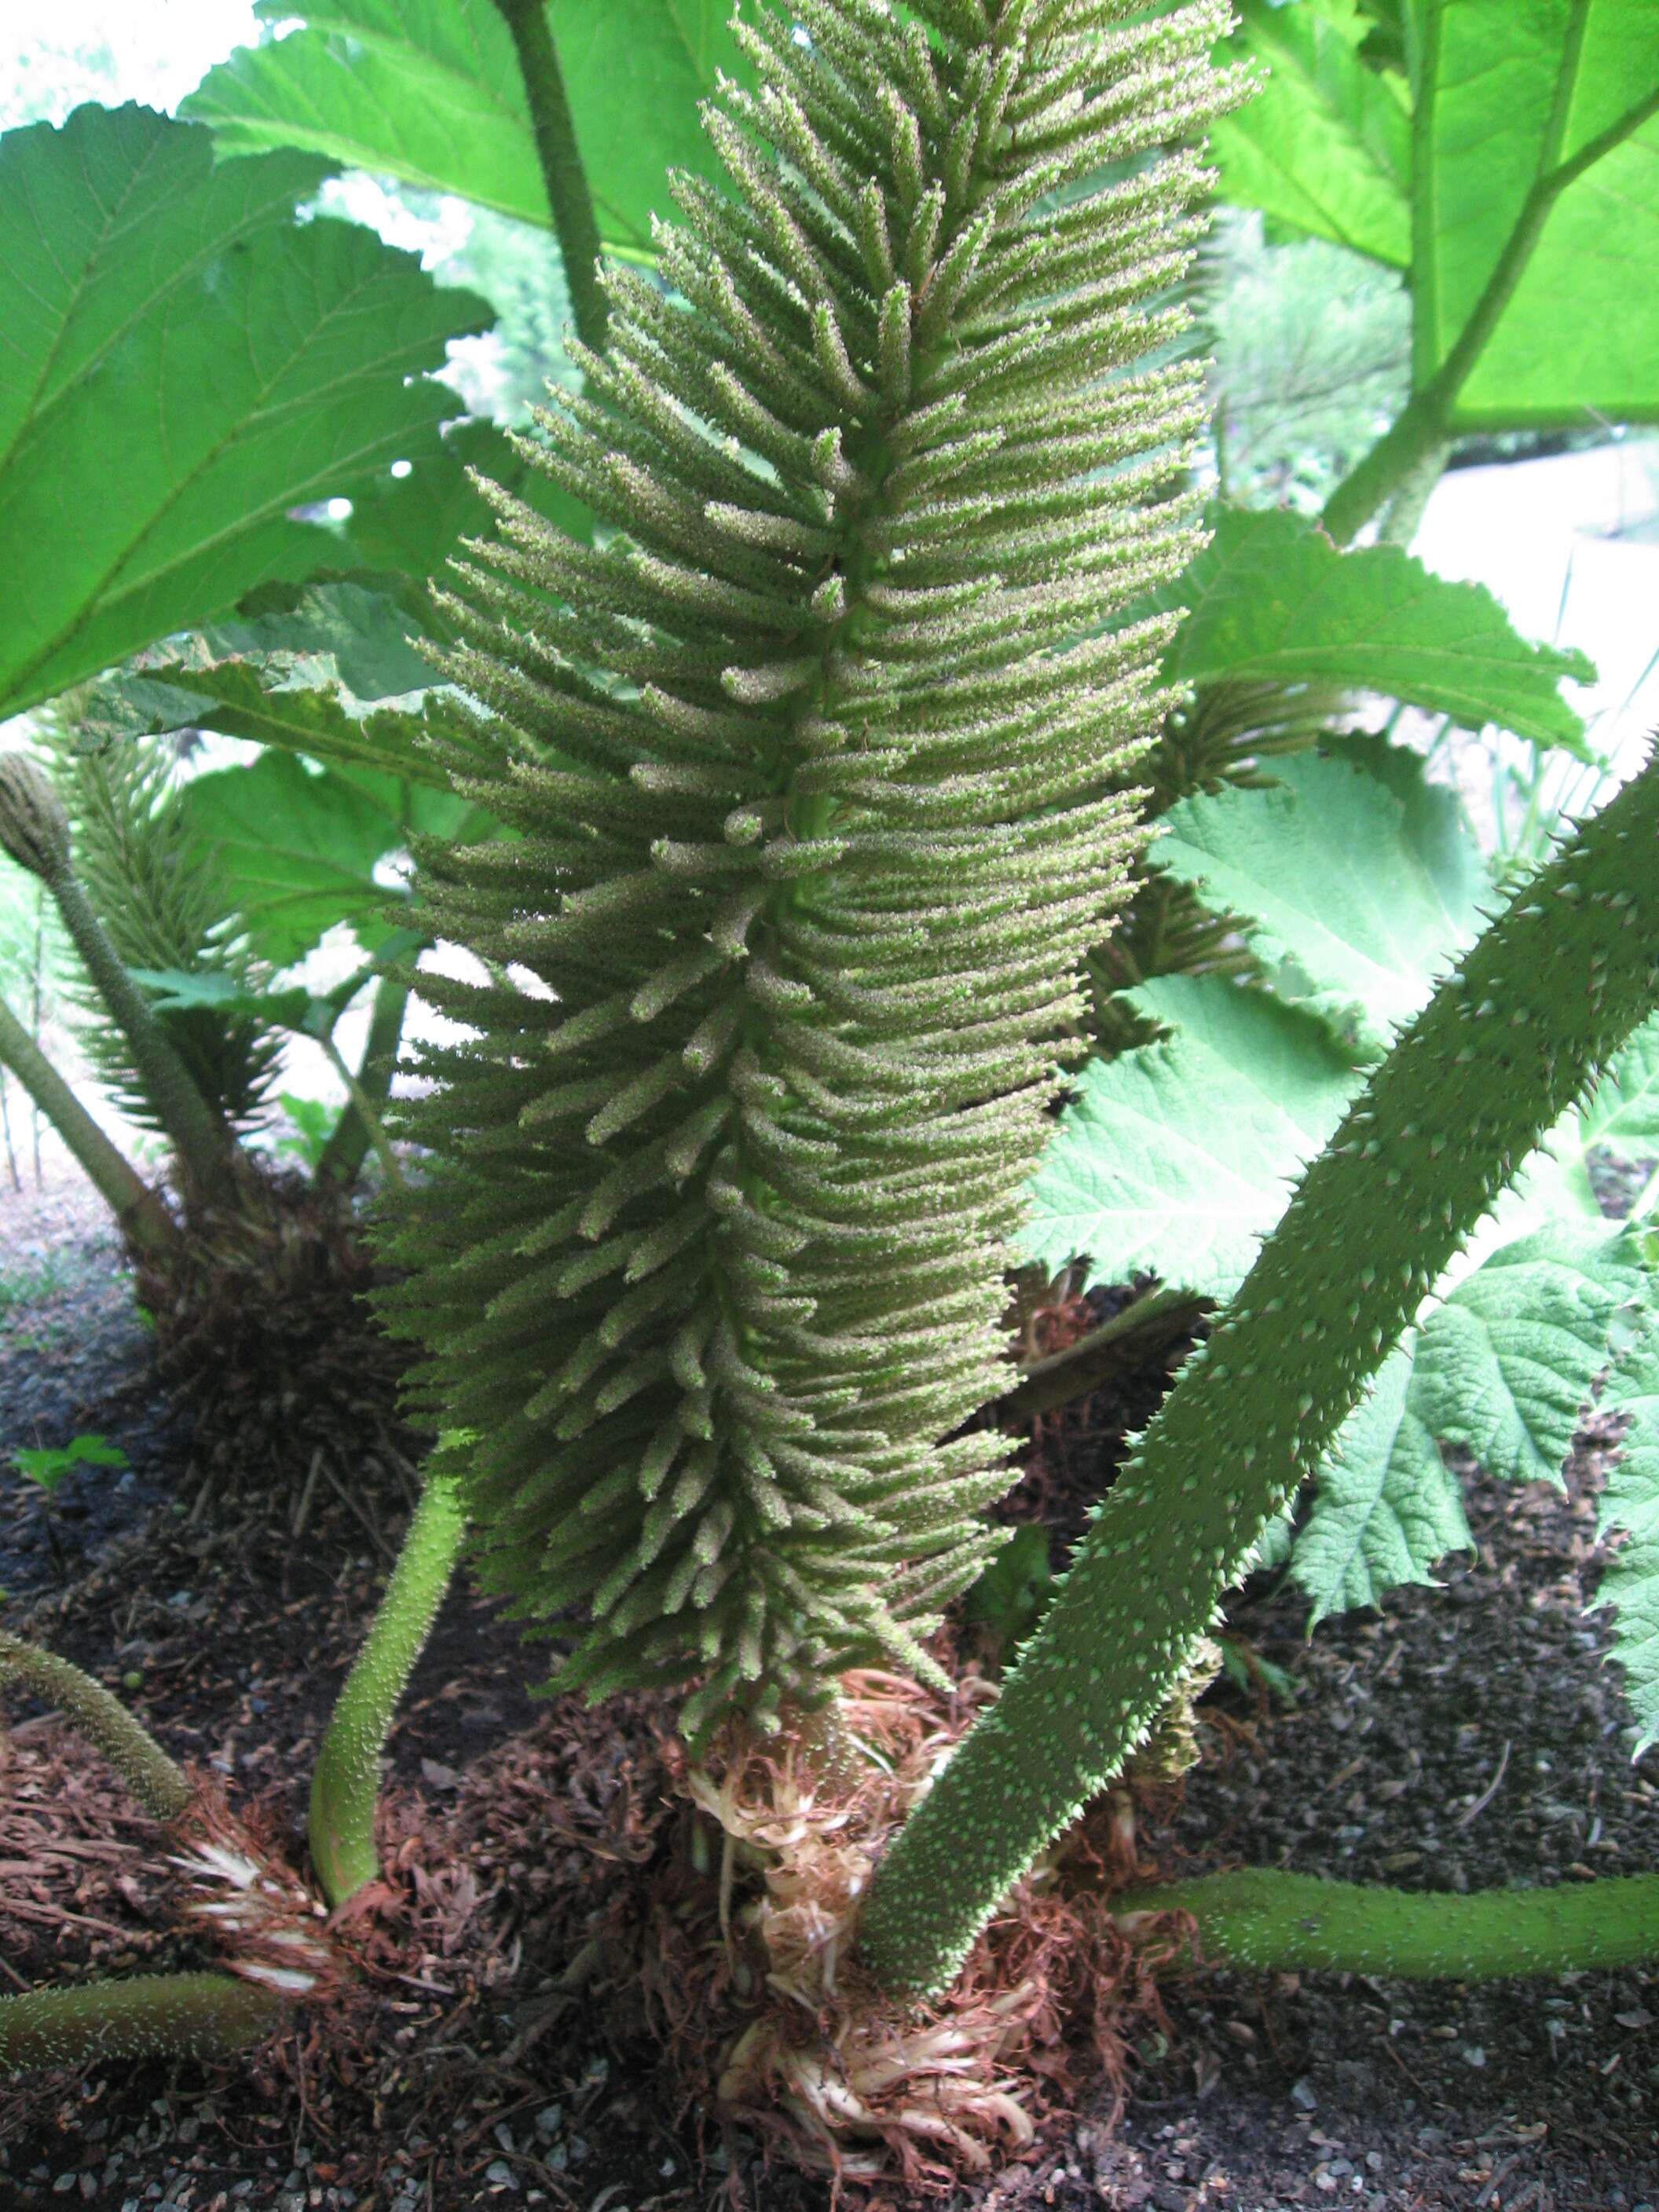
[995,1287,1208,1426]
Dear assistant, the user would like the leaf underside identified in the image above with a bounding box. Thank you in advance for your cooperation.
[0,104,490,720]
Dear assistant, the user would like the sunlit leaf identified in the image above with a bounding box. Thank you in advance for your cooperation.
[1209,0,1410,266]
[1412,1225,1646,1488]
[1020,975,1360,1300]
[184,0,761,259]
[1419,2,1659,427]
[0,103,489,719]
[1596,1314,1659,1752]
[105,661,496,789]
[1292,1339,1470,1622]
[1156,747,1488,1062]
[1210,0,1659,427]
[178,752,419,965]
[1163,507,1595,753]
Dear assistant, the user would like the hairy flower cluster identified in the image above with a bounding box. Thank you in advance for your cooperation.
[383,0,1236,1732]
[56,736,281,1136]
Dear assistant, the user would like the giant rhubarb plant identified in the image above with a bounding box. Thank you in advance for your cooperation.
[382,0,1239,1732]
[0,0,1239,2111]
[8,1,1659,2167]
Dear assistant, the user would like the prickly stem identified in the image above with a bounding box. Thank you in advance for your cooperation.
[0,1974,280,2074]
[1121,1868,1659,1979]
[307,1467,467,1906]
[860,750,1659,1994]
[0,1629,191,1818]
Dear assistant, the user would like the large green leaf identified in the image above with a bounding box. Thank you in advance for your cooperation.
[339,416,592,585]
[1596,1317,1659,1753]
[1418,2,1659,427]
[184,0,760,261]
[1294,1224,1643,1624]
[1291,1339,1470,1623]
[1155,745,1487,1062]
[109,422,595,709]
[106,661,495,789]
[1027,977,1603,1324]
[178,751,440,965]
[1209,2,1659,427]
[132,968,338,1040]
[1163,507,1595,752]
[135,932,427,1043]
[0,104,490,721]
[1020,975,1359,1300]
[1411,1224,1646,1488]
[1209,0,1411,266]
[223,582,439,702]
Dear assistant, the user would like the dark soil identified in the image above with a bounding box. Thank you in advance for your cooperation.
[0,1185,172,1601]
[1,1176,1656,2211]
[1135,1452,1659,2212]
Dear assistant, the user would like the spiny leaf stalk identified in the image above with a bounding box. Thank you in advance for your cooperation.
[860,749,1659,1992]
[0,994,179,1258]
[0,1974,280,2072]
[0,1630,191,1819]
[383,0,1237,1729]
[1120,1868,1659,1979]
[308,1467,468,1906]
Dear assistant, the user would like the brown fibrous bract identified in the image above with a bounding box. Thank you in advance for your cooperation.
[3,1656,1197,2195]
[131,1160,416,1504]
[167,1779,343,2003]
[562,1665,1193,2193]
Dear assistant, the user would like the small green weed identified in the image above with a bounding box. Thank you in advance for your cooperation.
[12,1432,128,1497]
[274,1091,342,1174]
[0,1247,74,1317]
[1216,1636,1298,1707]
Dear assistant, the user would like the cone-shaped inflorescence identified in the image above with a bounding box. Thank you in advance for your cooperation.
[0,750,238,1204]
[57,736,283,1137]
[383,0,1236,1734]
[859,747,1659,1994]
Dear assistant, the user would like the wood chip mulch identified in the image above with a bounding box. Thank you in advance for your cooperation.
[2,1181,1659,2209]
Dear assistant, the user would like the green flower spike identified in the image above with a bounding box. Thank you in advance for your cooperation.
[382,0,1238,1734]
